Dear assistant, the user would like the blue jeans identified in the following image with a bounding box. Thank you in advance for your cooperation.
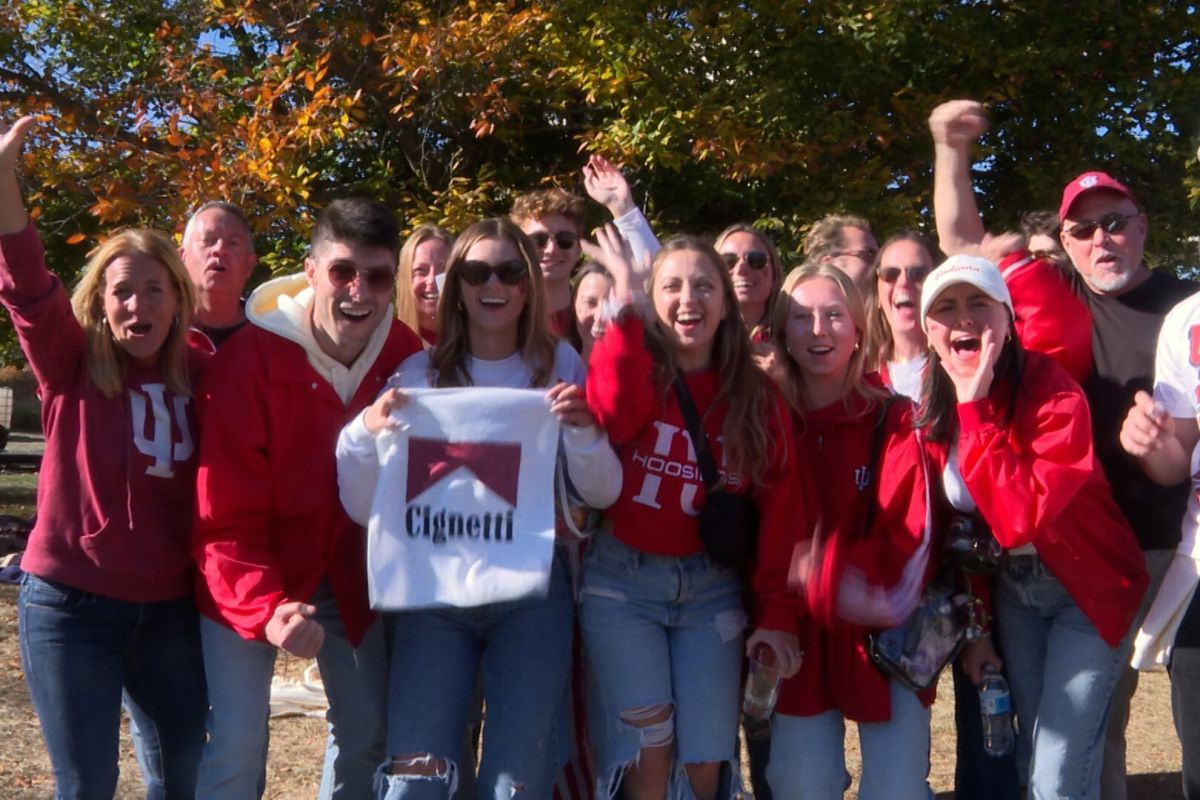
[994,555,1131,800]
[127,691,167,798]
[376,553,573,799]
[197,580,387,800]
[767,680,932,800]
[18,573,207,800]
[579,533,746,798]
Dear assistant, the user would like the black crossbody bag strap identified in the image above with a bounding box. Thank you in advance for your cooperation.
[671,375,723,491]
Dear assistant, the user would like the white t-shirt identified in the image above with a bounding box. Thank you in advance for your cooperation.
[1134,292,1200,667]
[887,353,927,402]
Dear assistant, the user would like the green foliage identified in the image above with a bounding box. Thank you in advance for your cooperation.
[2,0,1199,362]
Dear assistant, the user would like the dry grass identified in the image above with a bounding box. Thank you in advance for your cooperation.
[0,424,1182,798]
[0,582,327,799]
[0,574,1184,798]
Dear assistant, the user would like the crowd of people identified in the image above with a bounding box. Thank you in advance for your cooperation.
[1,94,1197,800]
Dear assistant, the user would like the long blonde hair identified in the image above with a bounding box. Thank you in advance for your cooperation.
[769,262,886,416]
[712,222,784,337]
[643,236,780,488]
[70,229,196,398]
[430,217,557,388]
[395,224,453,336]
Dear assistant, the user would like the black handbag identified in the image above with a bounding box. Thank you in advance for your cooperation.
[671,376,758,569]
[940,510,1003,574]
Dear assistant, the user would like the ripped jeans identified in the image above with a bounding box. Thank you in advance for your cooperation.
[375,553,573,799]
[580,533,746,799]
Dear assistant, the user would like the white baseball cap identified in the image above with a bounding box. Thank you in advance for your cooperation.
[919,255,1014,334]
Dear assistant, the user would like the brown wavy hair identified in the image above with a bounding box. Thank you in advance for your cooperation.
[70,229,196,398]
[510,188,586,235]
[430,217,557,388]
[768,262,887,416]
[642,235,781,488]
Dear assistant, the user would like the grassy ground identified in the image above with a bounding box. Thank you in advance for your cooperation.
[0,434,1186,798]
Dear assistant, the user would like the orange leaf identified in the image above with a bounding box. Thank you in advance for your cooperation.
[66,233,86,245]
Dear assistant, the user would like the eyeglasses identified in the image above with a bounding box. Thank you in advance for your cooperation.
[1063,213,1138,241]
[458,259,529,286]
[529,231,578,250]
[1030,249,1064,262]
[833,249,878,263]
[720,251,770,271]
[327,264,396,293]
[877,265,930,284]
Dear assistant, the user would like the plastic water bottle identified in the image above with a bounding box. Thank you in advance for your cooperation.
[743,644,783,720]
[979,664,1015,757]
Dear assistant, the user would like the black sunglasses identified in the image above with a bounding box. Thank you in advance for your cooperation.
[1064,213,1138,241]
[877,265,930,284]
[720,251,770,271]
[458,259,529,286]
[326,264,396,293]
[529,231,578,250]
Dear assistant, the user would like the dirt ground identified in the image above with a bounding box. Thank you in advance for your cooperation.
[0,432,1185,798]
[0,576,1185,798]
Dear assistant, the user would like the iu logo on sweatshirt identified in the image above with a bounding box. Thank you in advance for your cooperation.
[130,383,194,479]
[629,421,740,514]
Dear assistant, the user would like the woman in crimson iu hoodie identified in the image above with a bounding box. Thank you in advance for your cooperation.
[917,255,1146,800]
[584,236,803,800]
[749,263,937,799]
[0,116,209,796]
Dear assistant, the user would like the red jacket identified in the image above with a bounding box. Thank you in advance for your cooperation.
[756,393,935,722]
[931,351,1146,647]
[193,321,422,645]
[999,250,1092,385]
[586,313,803,558]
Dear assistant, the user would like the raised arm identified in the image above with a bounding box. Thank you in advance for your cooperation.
[580,222,650,306]
[0,115,87,391]
[930,100,989,255]
[582,154,660,265]
[583,154,636,218]
[0,116,35,235]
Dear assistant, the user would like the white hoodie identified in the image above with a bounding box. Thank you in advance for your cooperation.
[246,273,394,406]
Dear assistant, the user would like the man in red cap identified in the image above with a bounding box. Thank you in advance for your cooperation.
[1054,172,1197,800]
[930,97,1198,800]
[1058,171,1149,294]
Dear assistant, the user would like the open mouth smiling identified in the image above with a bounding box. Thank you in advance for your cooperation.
[950,335,981,355]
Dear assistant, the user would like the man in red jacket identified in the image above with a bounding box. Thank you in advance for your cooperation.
[191,198,423,799]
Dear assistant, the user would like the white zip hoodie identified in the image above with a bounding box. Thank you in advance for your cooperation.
[246,273,394,406]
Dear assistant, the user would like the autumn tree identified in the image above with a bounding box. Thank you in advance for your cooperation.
[2,0,1198,364]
